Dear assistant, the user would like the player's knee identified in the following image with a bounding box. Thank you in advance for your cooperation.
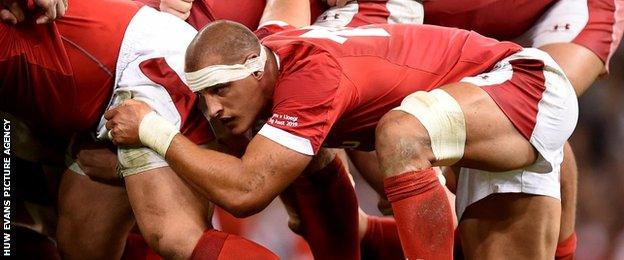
[377,89,467,167]
[375,110,422,154]
[375,111,433,175]
[144,227,200,259]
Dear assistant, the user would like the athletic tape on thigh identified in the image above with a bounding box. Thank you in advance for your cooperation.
[392,89,466,166]
[185,45,267,92]
[117,147,169,178]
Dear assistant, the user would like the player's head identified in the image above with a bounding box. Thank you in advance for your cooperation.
[185,20,275,135]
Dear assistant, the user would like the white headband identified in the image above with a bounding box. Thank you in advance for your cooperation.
[185,45,267,92]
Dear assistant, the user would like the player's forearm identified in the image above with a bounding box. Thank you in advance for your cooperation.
[165,134,273,217]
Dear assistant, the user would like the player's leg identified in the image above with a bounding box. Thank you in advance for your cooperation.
[375,50,577,259]
[556,142,578,260]
[528,0,624,97]
[124,165,278,260]
[451,50,579,259]
[459,193,560,259]
[530,1,624,255]
[359,211,404,260]
[56,169,135,260]
[347,150,385,196]
[560,144,578,242]
[347,149,457,216]
[534,10,616,254]
[375,82,535,259]
[124,167,212,259]
[539,43,604,96]
[280,148,361,260]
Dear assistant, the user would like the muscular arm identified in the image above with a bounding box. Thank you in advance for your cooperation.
[164,130,312,217]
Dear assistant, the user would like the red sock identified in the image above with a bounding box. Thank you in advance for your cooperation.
[214,207,246,236]
[555,232,577,260]
[289,157,360,260]
[384,168,454,259]
[360,216,404,260]
[191,229,278,260]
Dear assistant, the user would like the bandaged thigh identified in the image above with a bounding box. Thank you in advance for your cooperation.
[391,89,466,166]
[117,147,169,178]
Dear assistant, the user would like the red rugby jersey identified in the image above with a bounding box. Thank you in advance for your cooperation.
[257,23,521,154]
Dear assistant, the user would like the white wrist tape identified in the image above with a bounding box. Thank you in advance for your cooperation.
[392,89,466,166]
[185,44,267,92]
[138,111,179,157]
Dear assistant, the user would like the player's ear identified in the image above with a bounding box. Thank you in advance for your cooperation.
[252,70,264,80]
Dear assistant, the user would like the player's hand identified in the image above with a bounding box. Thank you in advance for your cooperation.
[1,0,67,24]
[33,0,67,24]
[322,0,349,7]
[104,99,153,147]
[159,0,192,20]
[76,146,122,184]
[1,0,24,24]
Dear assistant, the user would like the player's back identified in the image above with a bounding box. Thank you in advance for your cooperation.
[56,0,142,132]
[263,24,520,144]
[0,0,141,138]
[132,0,328,30]
[423,0,556,40]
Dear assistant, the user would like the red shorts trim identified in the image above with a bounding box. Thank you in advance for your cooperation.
[139,58,215,145]
[481,59,547,140]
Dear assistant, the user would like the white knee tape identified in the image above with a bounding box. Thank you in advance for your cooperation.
[392,89,466,166]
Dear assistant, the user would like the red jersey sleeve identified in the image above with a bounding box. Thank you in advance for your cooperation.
[257,51,351,155]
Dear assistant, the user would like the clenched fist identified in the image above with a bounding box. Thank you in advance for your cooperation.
[1,0,67,24]
[104,99,153,147]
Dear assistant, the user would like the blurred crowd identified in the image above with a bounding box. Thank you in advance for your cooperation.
[571,42,624,259]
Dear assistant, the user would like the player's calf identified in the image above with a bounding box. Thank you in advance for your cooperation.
[375,89,465,260]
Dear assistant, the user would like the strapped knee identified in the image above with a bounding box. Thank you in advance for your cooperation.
[392,89,466,166]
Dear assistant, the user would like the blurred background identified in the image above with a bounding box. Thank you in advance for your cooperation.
[568,43,624,259]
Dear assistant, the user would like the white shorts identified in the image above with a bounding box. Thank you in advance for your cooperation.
[514,0,590,48]
[514,0,624,71]
[313,0,423,28]
[67,161,87,176]
[455,48,578,219]
[95,6,199,177]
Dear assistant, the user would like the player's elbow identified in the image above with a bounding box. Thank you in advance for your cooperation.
[222,193,271,218]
